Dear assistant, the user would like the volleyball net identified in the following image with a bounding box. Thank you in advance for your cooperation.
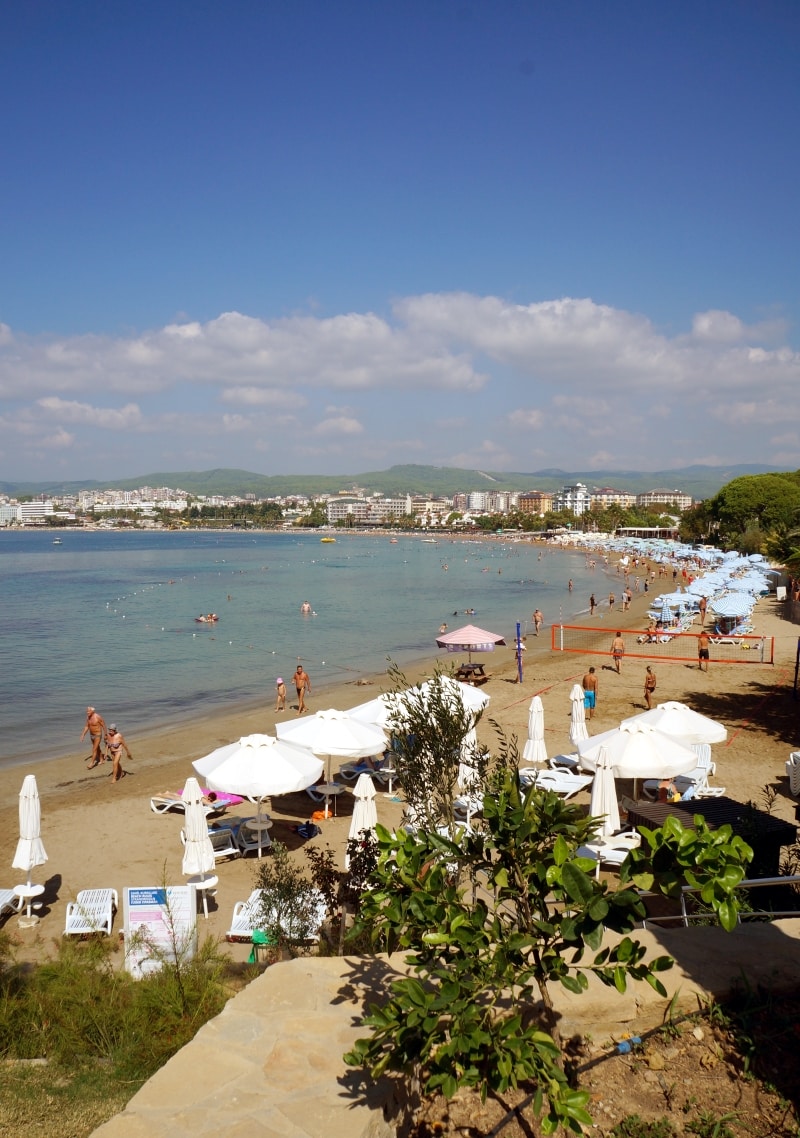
[550,624,775,666]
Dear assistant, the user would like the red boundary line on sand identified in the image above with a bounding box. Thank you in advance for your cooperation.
[499,671,586,714]
[723,666,790,748]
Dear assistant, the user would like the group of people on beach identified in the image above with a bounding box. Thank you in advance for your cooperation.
[80,706,132,783]
[275,664,311,715]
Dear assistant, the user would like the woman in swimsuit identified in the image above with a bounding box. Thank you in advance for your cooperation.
[106,723,133,782]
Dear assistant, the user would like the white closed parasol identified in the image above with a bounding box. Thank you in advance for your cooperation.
[12,775,48,925]
[569,684,590,746]
[589,746,621,838]
[522,695,548,764]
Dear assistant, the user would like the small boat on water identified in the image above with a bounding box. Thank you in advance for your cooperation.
[422,538,438,544]
[320,537,336,543]
[389,538,398,543]
[52,538,63,544]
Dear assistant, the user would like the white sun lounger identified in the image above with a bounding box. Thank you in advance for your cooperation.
[150,791,228,817]
[0,888,22,922]
[519,768,593,799]
[64,888,118,936]
[226,889,327,943]
[576,830,641,879]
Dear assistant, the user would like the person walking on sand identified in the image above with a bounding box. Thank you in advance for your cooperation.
[698,630,710,672]
[608,592,615,612]
[294,664,311,714]
[698,596,708,625]
[81,706,107,769]
[532,608,543,636]
[589,593,597,616]
[582,667,597,719]
[106,723,132,783]
[610,632,625,673]
[275,677,286,712]
[644,666,657,709]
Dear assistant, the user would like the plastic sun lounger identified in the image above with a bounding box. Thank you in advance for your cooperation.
[64,888,118,936]
[226,889,327,943]
[576,830,641,879]
[180,825,241,862]
[519,768,593,799]
[0,888,22,922]
[150,790,242,816]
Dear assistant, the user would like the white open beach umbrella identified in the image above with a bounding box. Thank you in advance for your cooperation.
[181,776,215,880]
[577,723,698,792]
[569,684,589,746]
[350,676,489,730]
[13,775,47,887]
[589,746,620,838]
[193,733,324,800]
[522,695,548,764]
[277,709,386,783]
[622,701,727,746]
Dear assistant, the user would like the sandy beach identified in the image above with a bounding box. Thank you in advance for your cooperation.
[1,577,798,966]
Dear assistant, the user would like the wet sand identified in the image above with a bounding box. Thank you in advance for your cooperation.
[1,582,797,966]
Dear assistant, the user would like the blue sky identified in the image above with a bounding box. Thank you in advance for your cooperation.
[1,1,798,482]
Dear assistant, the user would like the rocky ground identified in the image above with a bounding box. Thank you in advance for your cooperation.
[410,993,800,1138]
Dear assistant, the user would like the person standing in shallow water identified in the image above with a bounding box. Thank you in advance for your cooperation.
[275,677,286,712]
[589,593,597,616]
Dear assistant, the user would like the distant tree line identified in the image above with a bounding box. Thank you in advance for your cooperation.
[678,470,800,571]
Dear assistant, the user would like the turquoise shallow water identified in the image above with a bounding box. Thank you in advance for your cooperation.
[0,529,600,768]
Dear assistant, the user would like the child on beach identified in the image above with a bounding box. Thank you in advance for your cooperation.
[275,677,286,711]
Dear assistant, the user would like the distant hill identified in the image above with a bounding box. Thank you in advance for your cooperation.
[0,463,788,501]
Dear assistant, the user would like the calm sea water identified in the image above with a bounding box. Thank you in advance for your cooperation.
[0,529,600,768]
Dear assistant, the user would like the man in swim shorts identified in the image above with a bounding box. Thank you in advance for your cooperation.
[610,632,625,674]
[582,667,597,718]
[698,630,710,672]
[81,706,107,768]
[295,665,311,715]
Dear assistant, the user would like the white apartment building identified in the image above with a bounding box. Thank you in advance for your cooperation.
[551,483,591,516]
[636,489,693,511]
[326,496,411,525]
[590,488,637,509]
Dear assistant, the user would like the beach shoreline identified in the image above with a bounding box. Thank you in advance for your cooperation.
[1,547,796,971]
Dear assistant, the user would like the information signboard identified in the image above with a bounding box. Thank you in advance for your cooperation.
[123,885,197,978]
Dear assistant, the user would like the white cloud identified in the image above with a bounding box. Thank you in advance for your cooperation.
[1,291,798,477]
[507,408,544,429]
[37,398,144,429]
[311,415,364,437]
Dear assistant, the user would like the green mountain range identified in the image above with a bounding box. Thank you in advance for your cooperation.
[0,462,785,501]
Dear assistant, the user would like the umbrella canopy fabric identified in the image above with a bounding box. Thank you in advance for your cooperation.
[621,701,727,746]
[12,775,47,885]
[569,684,589,746]
[589,747,621,838]
[181,776,216,879]
[710,594,754,619]
[577,723,698,780]
[193,733,324,798]
[276,709,386,782]
[522,695,548,764]
[435,623,506,661]
[349,676,489,730]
